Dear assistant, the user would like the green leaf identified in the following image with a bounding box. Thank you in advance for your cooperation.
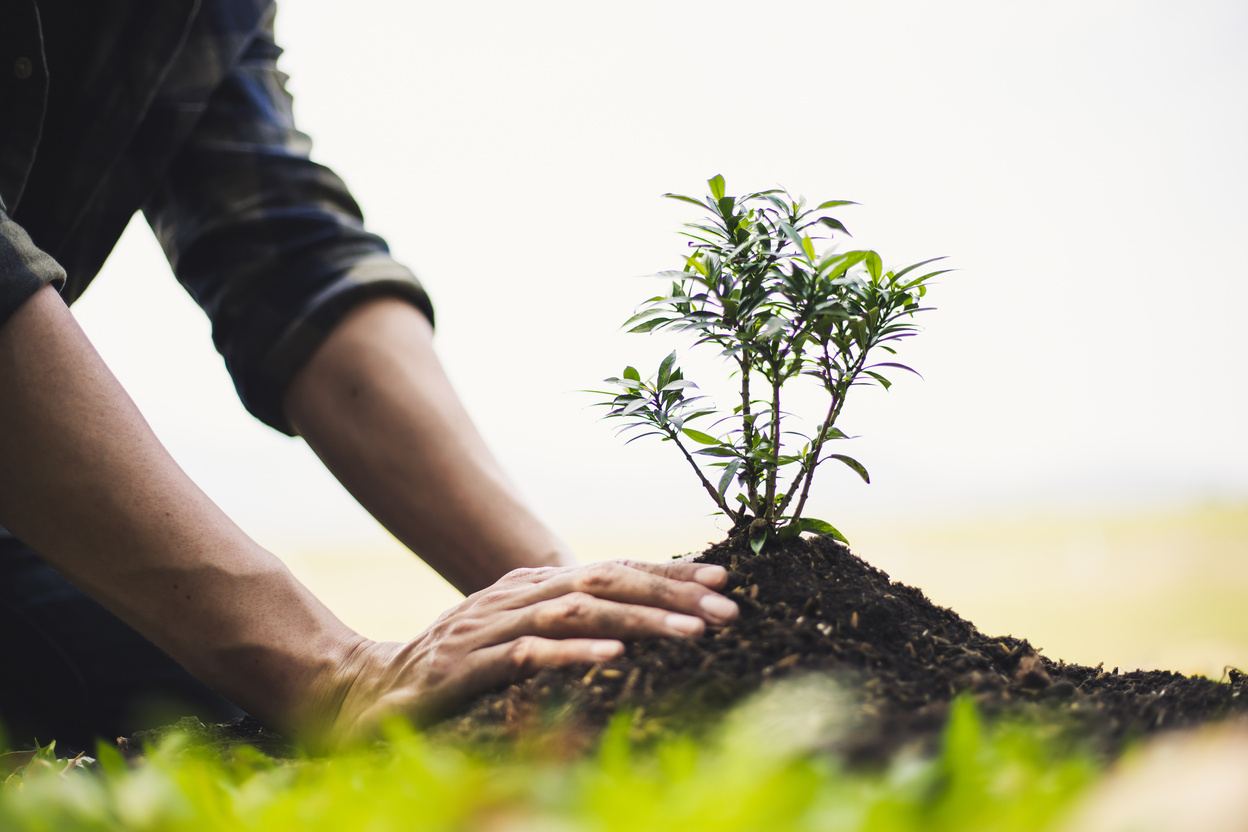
[801,236,816,261]
[865,251,883,282]
[778,520,802,539]
[650,269,697,282]
[623,366,641,382]
[600,376,641,389]
[851,318,868,347]
[799,517,848,543]
[898,268,954,292]
[663,193,710,210]
[817,217,851,236]
[708,174,726,201]
[623,430,665,445]
[868,361,924,380]
[890,256,946,281]
[627,318,670,334]
[658,351,677,387]
[760,316,785,341]
[682,428,718,445]
[815,200,856,210]
[696,446,741,458]
[749,529,767,555]
[717,460,742,498]
[622,309,665,328]
[777,221,805,252]
[621,398,649,416]
[818,249,866,279]
[682,408,718,422]
[829,454,870,484]
[864,370,892,390]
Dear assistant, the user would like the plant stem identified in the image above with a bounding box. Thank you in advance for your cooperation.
[782,382,842,521]
[782,338,868,520]
[665,425,740,523]
[763,362,783,523]
[738,352,760,514]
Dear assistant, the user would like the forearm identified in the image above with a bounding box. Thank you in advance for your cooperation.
[283,297,574,595]
[0,286,363,735]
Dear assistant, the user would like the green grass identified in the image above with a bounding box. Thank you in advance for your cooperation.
[1,686,1101,832]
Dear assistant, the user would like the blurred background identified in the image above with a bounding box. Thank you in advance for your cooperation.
[72,0,1247,677]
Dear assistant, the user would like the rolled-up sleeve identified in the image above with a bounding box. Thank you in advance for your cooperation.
[143,13,432,435]
[0,208,66,327]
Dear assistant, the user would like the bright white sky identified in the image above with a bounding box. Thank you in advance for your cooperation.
[73,0,1248,560]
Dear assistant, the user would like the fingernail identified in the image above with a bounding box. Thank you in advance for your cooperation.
[592,641,624,661]
[694,565,727,587]
[665,613,703,636]
[699,593,739,622]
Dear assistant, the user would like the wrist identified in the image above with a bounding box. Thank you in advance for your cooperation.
[305,638,411,749]
[282,631,381,746]
[138,551,372,744]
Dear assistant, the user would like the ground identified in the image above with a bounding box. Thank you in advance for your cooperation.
[112,531,1247,764]
[432,532,1248,763]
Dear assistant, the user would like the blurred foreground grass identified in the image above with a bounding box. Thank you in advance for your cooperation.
[1,691,1100,832]
[283,501,1248,679]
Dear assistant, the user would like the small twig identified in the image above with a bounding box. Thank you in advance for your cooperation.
[664,424,740,523]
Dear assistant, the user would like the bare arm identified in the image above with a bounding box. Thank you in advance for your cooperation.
[0,285,362,737]
[283,297,575,593]
[0,286,736,745]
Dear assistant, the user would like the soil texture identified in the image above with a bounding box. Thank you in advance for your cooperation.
[432,533,1248,764]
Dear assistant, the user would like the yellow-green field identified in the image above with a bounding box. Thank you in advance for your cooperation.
[852,502,1248,680]
[279,501,1248,681]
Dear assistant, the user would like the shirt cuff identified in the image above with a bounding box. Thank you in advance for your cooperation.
[242,253,435,435]
[0,211,67,327]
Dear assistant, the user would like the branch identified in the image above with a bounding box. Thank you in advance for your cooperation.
[737,349,761,514]
[780,337,858,520]
[762,359,783,522]
[663,424,741,523]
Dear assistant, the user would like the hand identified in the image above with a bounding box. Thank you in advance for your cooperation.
[315,559,739,747]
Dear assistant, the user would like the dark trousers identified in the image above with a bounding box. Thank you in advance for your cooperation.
[0,537,243,753]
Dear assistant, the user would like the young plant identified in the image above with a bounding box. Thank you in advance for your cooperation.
[594,176,945,551]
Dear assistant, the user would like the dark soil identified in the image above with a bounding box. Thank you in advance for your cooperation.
[115,532,1247,764]
[431,532,1248,764]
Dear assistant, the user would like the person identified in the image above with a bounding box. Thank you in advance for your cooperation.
[0,0,738,751]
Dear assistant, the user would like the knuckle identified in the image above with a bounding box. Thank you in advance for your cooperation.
[620,559,666,577]
[575,562,624,594]
[445,618,475,641]
[502,567,539,582]
[537,592,592,628]
[558,592,592,619]
[561,591,594,616]
[421,646,455,684]
[506,636,542,674]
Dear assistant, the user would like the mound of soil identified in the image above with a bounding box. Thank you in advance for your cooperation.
[433,533,1248,764]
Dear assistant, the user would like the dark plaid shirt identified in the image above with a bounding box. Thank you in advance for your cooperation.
[0,0,434,434]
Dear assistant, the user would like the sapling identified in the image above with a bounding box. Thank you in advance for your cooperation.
[593,176,945,552]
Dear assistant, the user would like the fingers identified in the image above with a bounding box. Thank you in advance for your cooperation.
[509,560,739,627]
[450,637,626,703]
[622,559,731,590]
[499,560,729,589]
[383,558,738,730]
[485,591,710,645]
